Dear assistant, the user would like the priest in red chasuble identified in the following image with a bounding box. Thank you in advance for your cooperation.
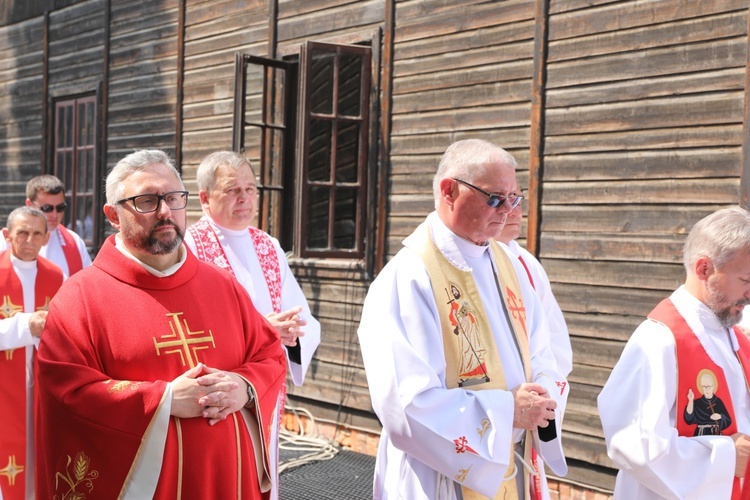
[0,206,63,500]
[35,149,286,499]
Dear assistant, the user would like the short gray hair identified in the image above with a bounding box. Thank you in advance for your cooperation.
[196,151,255,193]
[432,139,518,209]
[105,149,183,204]
[6,206,47,232]
[683,206,750,273]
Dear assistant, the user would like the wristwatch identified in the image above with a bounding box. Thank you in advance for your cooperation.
[244,382,255,408]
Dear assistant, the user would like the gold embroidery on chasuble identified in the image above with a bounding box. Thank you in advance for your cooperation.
[54,451,99,499]
[36,296,52,311]
[412,224,533,499]
[0,295,22,319]
[0,454,24,486]
[1,295,23,360]
[106,380,142,394]
[153,312,216,368]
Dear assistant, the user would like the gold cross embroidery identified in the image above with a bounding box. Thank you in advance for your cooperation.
[0,454,24,486]
[0,295,23,319]
[153,312,215,368]
[36,296,52,311]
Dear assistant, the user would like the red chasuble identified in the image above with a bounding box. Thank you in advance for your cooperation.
[649,298,750,500]
[0,251,63,500]
[35,236,286,499]
[57,225,84,276]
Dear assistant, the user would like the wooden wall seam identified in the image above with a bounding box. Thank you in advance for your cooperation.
[527,0,549,257]
[741,4,750,209]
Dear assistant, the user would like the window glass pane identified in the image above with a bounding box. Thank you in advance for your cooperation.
[308,119,332,182]
[306,186,329,249]
[338,53,362,116]
[64,152,74,190]
[310,51,334,114]
[335,121,360,183]
[334,187,356,249]
[65,106,73,148]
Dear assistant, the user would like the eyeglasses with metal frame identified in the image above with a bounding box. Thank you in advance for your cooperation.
[115,191,189,214]
[452,178,523,209]
[34,202,67,213]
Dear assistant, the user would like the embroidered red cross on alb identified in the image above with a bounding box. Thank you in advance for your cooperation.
[556,381,567,395]
[453,436,478,455]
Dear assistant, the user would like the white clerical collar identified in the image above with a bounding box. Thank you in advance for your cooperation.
[9,253,37,270]
[114,233,187,277]
[423,212,489,271]
[203,215,249,238]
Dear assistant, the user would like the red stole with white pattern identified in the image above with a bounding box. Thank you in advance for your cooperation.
[188,217,281,313]
[0,251,63,500]
[57,226,83,276]
[649,298,750,500]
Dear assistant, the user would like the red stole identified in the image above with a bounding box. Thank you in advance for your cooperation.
[0,251,63,500]
[649,298,750,500]
[57,226,83,276]
[188,217,282,313]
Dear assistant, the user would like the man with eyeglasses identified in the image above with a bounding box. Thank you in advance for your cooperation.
[357,139,568,499]
[0,206,63,500]
[598,206,750,499]
[496,179,572,378]
[184,151,321,499]
[35,149,286,499]
[0,175,92,279]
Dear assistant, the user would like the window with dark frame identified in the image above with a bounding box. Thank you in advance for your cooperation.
[53,95,98,248]
[233,40,372,261]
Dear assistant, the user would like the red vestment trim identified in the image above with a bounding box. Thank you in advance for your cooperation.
[649,298,750,500]
[57,226,84,276]
[0,251,62,500]
[187,217,282,312]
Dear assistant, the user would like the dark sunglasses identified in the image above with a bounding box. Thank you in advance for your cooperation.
[35,203,67,213]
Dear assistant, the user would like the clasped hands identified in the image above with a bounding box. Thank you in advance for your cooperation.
[170,363,248,426]
[266,306,306,347]
[511,382,557,430]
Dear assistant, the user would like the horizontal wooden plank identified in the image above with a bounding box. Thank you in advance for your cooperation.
[395,20,534,61]
[551,283,666,317]
[544,124,742,154]
[277,0,383,42]
[566,312,645,344]
[543,258,684,290]
[549,0,747,41]
[393,79,531,113]
[393,102,532,135]
[547,67,744,109]
[542,179,739,205]
[547,38,746,89]
[391,128,531,155]
[394,60,532,95]
[543,147,742,182]
[540,233,685,263]
[549,11,747,63]
[546,93,743,136]
[394,39,533,79]
[394,0,533,44]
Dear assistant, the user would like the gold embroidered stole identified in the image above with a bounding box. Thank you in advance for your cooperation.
[412,224,533,500]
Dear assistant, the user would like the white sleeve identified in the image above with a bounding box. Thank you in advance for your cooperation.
[75,232,92,268]
[358,249,517,498]
[597,321,735,499]
[0,313,34,350]
[273,237,321,386]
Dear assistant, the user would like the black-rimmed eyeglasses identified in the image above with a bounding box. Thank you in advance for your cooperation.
[452,178,523,209]
[115,191,189,214]
[35,203,67,213]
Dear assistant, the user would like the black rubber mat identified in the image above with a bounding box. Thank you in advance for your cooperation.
[279,448,375,499]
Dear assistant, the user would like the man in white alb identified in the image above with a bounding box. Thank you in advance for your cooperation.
[184,150,321,499]
[496,179,572,376]
[358,139,568,499]
[0,175,91,279]
[598,206,750,499]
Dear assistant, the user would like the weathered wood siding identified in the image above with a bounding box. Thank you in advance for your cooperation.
[542,0,748,489]
[0,15,44,223]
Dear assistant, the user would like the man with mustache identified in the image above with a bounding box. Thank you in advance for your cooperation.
[35,149,286,499]
[598,206,750,499]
